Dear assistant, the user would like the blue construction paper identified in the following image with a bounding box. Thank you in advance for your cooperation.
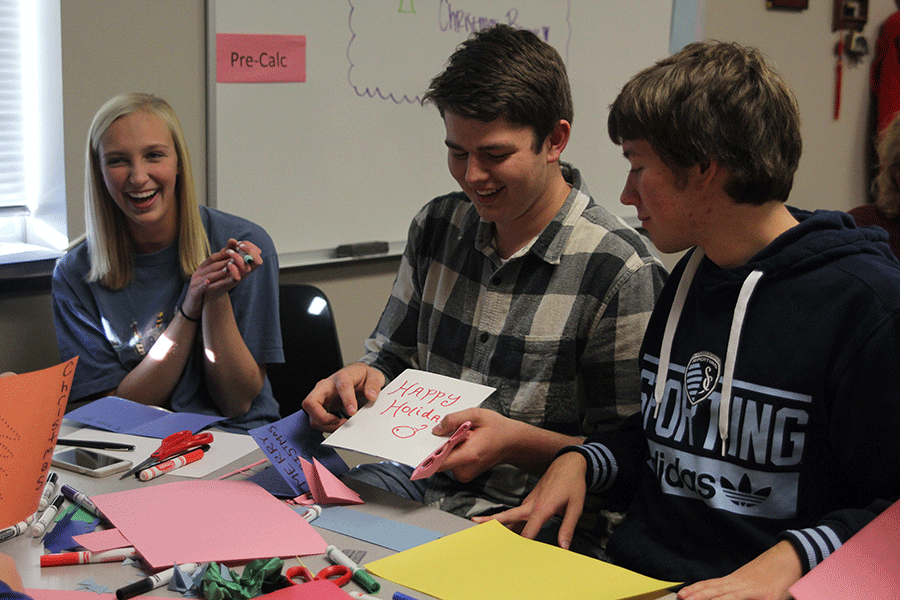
[247,465,304,497]
[125,411,225,438]
[249,411,348,496]
[308,506,443,552]
[43,505,100,553]
[64,396,226,438]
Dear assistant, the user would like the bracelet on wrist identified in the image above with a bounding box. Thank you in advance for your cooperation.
[179,305,200,322]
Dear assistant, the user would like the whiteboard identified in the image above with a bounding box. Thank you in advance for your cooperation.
[208,1,672,267]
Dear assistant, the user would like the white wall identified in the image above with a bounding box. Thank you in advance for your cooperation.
[2,0,896,374]
[704,1,896,213]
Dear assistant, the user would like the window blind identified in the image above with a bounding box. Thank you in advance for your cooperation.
[0,0,25,210]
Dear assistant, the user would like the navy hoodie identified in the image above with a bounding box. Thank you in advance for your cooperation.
[573,208,900,583]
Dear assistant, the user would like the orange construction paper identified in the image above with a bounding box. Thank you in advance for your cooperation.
[0,358,78,528]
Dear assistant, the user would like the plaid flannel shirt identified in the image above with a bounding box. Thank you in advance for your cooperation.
[360,164,666,516]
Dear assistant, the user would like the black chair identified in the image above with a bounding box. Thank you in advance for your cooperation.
[268,283,344,417]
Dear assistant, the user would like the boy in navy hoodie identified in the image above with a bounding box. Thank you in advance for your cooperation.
[483,41,900,600]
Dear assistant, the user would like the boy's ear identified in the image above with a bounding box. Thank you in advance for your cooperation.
[695,160,726,189]
[545,119,571,162]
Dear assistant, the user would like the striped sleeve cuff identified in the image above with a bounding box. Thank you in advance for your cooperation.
[781,525,843,572]
[556,442,617,493]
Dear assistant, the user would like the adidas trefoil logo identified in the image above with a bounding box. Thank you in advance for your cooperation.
[720,473,771,508]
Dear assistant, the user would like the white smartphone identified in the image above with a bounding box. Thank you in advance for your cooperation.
[52,448,133,478]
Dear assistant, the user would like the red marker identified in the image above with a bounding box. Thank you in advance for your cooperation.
[139,448,205,481]
[41,546,138,567]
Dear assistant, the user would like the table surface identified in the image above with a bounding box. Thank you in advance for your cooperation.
[3,424,677,600]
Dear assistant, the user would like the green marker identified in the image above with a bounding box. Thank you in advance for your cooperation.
[326,545,380,594]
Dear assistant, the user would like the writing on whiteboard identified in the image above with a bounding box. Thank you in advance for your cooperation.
[348,0,571,104]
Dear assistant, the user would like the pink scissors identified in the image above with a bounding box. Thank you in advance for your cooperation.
[119,430,214,479]
[410,421,472,480]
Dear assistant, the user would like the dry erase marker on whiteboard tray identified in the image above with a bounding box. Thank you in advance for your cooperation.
[393,593,423,600]
[348,593,381,600]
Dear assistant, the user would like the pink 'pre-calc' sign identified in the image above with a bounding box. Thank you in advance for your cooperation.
[216,33,306,83]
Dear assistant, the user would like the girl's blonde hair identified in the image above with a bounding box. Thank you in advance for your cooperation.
[84,93,209,289]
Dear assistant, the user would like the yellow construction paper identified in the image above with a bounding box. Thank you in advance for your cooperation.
[366,519,679,600]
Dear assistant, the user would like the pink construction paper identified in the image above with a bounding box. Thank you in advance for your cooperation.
[217,33,306,83]
[790,499,900,600]
[90,480,326,569]
[27,592,165,599]
[73,527,131,552]
[258,580,353,599]
[299,458,363,506]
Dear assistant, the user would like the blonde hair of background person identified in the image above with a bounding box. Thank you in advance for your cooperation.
[84,93,209,289]
[872,112,900,219]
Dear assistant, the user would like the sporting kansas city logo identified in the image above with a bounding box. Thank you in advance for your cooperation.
[683,351,721,406]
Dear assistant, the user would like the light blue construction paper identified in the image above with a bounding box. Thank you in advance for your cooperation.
[307,506,443,552]
[76,578,111,593]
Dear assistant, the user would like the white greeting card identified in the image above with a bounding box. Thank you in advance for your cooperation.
[322,369,494,468]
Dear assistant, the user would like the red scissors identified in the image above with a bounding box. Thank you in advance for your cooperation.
[285,561,352,587]
[119,430,214,479]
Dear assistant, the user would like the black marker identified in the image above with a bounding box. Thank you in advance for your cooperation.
[115,562,202,600]
[57,439,135,451]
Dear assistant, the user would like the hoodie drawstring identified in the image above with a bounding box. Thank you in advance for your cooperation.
[718,270,763,455]
[652,247,764,456]
[653,248,705,416]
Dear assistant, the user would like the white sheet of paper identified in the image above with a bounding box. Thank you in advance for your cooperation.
[57,422,260,478]
[322,369,494,467]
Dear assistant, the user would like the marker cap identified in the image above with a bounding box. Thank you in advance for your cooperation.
[352,568,381,594]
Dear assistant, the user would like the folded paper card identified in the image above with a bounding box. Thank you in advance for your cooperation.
[249,410,349,497]
[90,480,327,569]
[299,457,363,505]
[367,519,678,600]
[64,396,226,437]
[0,359,77,528]
[323,369,494,471]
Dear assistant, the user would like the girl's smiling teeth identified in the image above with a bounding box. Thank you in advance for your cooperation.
[127,189,158,208]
